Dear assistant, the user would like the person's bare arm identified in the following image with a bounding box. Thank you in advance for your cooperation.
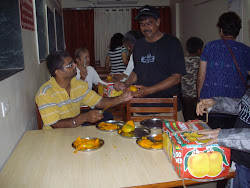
[197,60,207,99]
[95,89,132,109]
[105,55,111,73]
[114,72,137,91]
[122,51,128,65]
[124,72,137,87]
[132,73,182,98]
[51,110,104,129]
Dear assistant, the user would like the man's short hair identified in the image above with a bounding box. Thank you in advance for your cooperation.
[217,11,241,38]
[46,51,69,77]
[123,30,143,45]
[135,5,160,21]
[186,37,204,54]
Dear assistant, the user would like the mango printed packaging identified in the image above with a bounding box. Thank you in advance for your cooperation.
[98,82,123,97]
[162,120,231,180]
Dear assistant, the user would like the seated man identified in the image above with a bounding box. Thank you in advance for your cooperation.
[35,51,132,129]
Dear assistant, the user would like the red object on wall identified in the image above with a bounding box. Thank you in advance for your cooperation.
[131,6,171,34]
[63,9,95,66]
[20,0,34,31]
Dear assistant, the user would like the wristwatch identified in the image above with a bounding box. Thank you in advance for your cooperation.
[73,118,77,126]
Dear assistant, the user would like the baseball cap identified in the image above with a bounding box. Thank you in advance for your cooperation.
[135,5,160,20]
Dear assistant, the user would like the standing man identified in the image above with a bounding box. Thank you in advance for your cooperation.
[36,51,132,129]
[115,5,186,121]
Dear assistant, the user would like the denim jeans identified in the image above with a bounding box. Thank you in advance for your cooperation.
[233,163,250,188]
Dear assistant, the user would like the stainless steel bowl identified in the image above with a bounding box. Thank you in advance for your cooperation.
[118,127,151,139]
[72,137,104,152]
[96,120,124,132]
[140,118,163,135]
[136,134,163,150]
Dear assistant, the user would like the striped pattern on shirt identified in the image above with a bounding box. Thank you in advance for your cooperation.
[35,77,102,129]
[108,46,127,74]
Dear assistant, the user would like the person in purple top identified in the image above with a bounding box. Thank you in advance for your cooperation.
[197,11,250,129]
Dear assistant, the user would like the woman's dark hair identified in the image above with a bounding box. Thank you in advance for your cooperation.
[46,50,69,77]
[217,11,242,38]
[74,47,88,60]
[109,33,124,51]
[123,30,143,45]
[186,37,204,54]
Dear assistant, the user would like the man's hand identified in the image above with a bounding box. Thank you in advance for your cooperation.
[81,110,103,123]
[131,85,150,98]
[79,66,87,80]
[114,82,126,91]
[196,99,216,116]
[119,88,133,102]
[197,129,220,147]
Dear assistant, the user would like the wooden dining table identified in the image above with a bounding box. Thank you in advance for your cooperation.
[0,124,235,188]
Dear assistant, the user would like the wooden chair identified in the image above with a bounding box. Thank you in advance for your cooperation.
[126,96,178,122]
[96,67,109,74]
[107,103,126,122]
[36,104,90,130]
[98,73,109,81]
[36,103,43,130]
[95,60,100,68]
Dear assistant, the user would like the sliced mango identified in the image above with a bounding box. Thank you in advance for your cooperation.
[125,120,135,128]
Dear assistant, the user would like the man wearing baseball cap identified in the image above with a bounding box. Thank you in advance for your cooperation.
[115,5,186,121]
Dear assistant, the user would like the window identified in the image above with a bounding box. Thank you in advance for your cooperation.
[35,0,64,62]
[0,0,24,81]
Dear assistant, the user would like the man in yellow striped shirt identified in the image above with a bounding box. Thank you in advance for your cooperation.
[36,51,132,129]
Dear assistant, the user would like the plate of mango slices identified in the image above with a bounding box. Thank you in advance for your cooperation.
[136,134,163,150]
[72,137,104,153]
[96,120,124,132]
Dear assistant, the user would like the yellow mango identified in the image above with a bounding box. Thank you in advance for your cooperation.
[122,124,135,133]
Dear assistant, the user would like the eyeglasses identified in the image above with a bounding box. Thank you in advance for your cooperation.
[63,60,75,69]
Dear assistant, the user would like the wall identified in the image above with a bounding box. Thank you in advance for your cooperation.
[170,0,249,55]
[0,4,50,169]
[61,0,170,8]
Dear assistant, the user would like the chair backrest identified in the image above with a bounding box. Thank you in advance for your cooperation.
[95,60,100,68]
[126,96,178,122]
[96,67,109,74]
[35,104,91,130]
[36,103,43,130]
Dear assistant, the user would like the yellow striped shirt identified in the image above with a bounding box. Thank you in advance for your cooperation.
[35,77,102,129]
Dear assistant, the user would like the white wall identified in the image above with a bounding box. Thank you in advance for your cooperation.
[0,9,50,170]
[171,0,249,55]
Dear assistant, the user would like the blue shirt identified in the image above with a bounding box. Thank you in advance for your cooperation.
[200,39,250,99]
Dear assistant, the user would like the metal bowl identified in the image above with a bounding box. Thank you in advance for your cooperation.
[136,134,163,150]
[140,118,163,135]
[118,127,151,139]
[72,137,104,152]
[96,120,124,132]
